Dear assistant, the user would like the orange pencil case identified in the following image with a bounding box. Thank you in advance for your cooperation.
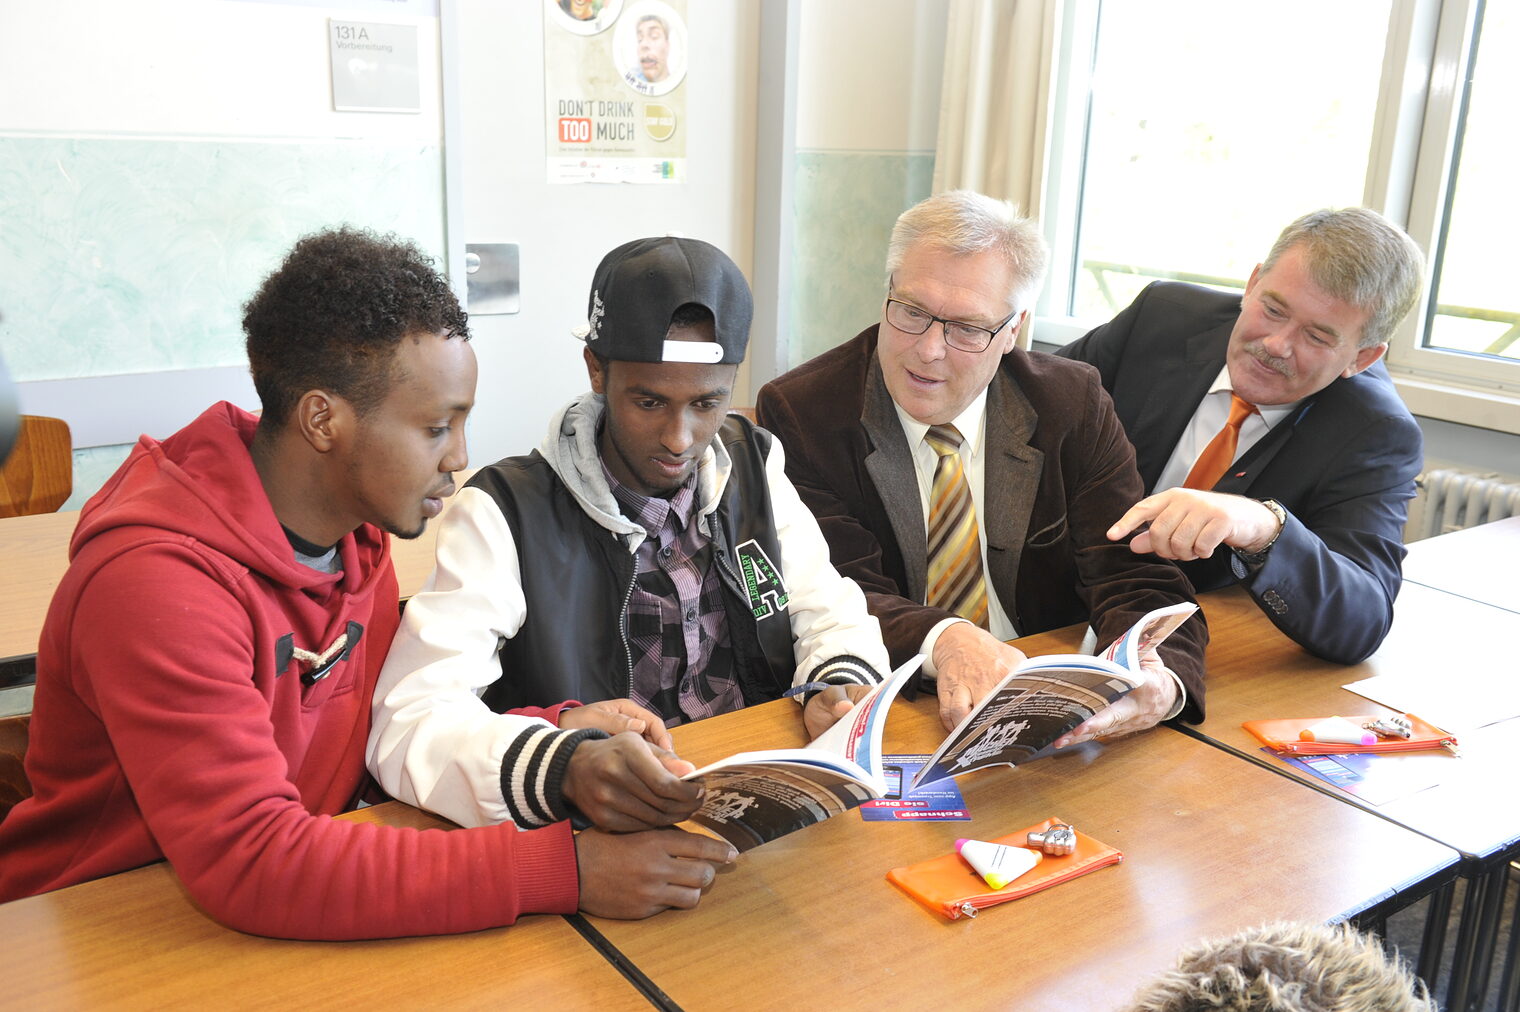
[1242,714,1458,755]
[886,816,1122,921]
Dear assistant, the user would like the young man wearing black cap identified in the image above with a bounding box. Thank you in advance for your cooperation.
[369,237,891,831]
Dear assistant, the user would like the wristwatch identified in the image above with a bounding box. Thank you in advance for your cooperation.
[1234,498,1286,568]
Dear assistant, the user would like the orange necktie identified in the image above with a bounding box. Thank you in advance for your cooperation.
[1183,394,1256,490]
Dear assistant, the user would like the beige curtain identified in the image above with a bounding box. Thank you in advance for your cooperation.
[933,0,1061,348]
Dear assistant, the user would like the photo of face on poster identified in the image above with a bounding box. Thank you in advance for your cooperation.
[547,0,622,36]
[615,1,686,96]
[543,0,687,183]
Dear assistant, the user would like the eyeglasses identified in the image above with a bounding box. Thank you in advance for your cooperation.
[883,285,1020,354]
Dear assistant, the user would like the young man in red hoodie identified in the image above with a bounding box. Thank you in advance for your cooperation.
[0,227,733,939]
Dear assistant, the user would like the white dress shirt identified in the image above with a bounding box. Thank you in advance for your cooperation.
[1155,364,1300,492]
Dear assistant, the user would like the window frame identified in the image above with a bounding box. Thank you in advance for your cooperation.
[1381,0,1520,430]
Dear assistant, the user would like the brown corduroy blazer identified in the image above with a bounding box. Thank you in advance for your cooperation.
[756,326,1209,722]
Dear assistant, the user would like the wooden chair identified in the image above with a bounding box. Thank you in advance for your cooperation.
[0,714,29,823]
[0,415,72,518]
[729,406,757,423]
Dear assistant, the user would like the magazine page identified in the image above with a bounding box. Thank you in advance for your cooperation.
[675,658,923,852]
[804,655,924,781]
[1099,602,1198,671]
[1272,749,1447,807]
[909,659,1137,791]
[683,748,868,782]
[682,759,883,852]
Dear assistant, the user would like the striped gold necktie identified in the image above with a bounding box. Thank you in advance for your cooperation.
[925,424,989,628]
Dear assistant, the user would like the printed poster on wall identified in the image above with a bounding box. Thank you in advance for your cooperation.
[543,0,687,184]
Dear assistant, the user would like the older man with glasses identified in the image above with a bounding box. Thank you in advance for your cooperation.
[757,190,1208,739]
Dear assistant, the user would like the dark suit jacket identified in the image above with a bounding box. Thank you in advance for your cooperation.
[1058,281,1423,663]
[756,325,1208,722]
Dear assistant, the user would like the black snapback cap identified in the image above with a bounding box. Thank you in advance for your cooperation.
[578,236,753,364]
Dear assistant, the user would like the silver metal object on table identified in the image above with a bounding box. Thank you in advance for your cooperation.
[1026,823,1077,856]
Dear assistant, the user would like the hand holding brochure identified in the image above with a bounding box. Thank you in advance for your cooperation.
[910,602,1198,790]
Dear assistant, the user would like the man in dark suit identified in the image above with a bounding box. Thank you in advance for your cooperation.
[757,190,1207,738]
[1058,208,1425,663]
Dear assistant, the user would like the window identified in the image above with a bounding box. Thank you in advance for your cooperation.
[1069,0,1389,322]
[1039,0,1520,431]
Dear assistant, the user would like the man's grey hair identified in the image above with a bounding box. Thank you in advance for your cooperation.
[885,190,1049,314]
[1262,207,1425,349]
[1124,921,1435,1012]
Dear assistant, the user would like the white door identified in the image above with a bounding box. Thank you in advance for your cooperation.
[445,0,761,464]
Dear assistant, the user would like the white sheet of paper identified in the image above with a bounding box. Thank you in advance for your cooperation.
[1342,671,1520,733]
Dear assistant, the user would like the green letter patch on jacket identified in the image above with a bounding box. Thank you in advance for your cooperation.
[735,539,789,620]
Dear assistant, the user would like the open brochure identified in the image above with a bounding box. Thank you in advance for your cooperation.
[681,602,1198,851]
[910,602,1198,790]
[681,657,923,852]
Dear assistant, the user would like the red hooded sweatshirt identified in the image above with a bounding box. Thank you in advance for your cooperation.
[0,403,579,938]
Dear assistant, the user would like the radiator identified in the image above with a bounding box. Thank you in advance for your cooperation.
[1407,468,1520,541]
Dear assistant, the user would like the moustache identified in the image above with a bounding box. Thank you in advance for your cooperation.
[1246,343,1294,379]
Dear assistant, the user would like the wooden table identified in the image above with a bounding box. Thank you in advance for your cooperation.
[1132,582,1520,1009]
[0,803,648,1010]
[1175,583,1520,864]
[586,694,1457,1012]
[1402,515,1520,614]
[391,526,442,599]
[387,465,478,597]
[0,509,76,665]
[0,509,441,669]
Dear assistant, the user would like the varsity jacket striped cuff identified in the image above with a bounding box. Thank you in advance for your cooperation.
[799,654,884,704]
[498,725,609,828]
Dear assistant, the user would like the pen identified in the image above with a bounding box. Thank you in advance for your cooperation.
[781,682,835,698]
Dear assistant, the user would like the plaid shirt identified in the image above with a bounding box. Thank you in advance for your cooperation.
[604,462,739,726]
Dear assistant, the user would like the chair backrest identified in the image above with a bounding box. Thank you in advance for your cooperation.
[0,415,72,518]
[0,714,30,823]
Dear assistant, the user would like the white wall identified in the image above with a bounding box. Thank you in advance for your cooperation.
[794,0,943,153]
[451,0,759,465]
[0,1,441,141]
[1419,417,1520,475]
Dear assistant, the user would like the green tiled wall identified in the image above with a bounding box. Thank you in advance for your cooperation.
[0,136,445,381]
[789,149,934,368]
[0,135,445,508]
